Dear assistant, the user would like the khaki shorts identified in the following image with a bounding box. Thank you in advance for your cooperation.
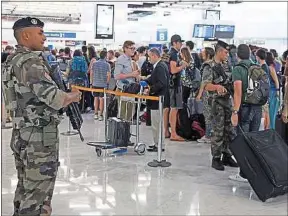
[262,103,269,113]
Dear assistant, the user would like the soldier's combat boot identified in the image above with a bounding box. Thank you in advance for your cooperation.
[212,158,225,171]
[222,154,238,167]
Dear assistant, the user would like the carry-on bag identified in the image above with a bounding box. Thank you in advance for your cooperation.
[230,129,288,202]
[107,117,131,147]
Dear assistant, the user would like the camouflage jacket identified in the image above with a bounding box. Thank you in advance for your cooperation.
[202,59,232,100]
[2,46,66,129]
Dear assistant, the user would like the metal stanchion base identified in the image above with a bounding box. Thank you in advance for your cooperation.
[87,141,109,147]
[148,159,172,167]
[61,131,79,136]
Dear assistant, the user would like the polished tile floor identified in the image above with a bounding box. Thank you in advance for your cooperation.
[2,114,287,215]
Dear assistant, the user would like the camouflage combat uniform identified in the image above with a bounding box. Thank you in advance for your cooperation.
[202,60,236,159]
[200,64,213,137]
[3,46,65,216]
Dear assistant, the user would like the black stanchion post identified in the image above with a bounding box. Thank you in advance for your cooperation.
[148,96,172,167]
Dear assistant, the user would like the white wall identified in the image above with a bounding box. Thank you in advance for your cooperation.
[219,2,287,38]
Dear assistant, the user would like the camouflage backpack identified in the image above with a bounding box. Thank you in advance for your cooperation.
[1,53,36,113]
[237,63,270,105]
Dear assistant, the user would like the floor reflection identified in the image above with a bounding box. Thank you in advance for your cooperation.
[2,115,287,216]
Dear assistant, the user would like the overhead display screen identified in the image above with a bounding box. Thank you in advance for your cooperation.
[95,4,114,39]
[193,24,214,38]
[214,25,235,39]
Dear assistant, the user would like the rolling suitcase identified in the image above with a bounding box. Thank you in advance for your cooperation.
[230,129,288,202]
[107,117,131,147]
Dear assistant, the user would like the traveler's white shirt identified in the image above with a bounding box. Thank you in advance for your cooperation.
[153,59,161,69]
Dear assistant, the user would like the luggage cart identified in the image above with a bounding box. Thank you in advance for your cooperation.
[88,85,147,157]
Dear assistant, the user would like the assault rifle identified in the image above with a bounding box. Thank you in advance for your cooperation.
[43,58,84,141]
[212,64,234,96]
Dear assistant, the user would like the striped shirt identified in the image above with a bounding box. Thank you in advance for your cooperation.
[92,59,111,88]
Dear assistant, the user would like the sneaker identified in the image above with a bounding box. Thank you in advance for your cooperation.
[229,173,248,183]
[85,107,92,113]
[94,114,98,120]
[98,115,103,121]
[197,136,211,143]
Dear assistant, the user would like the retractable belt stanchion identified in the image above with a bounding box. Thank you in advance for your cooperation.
[104,88,108,141]
[134,84,146,155]
[72,85,160,157]
[87,88,108,145]
[148,96,172,167]
[61,82,79,137]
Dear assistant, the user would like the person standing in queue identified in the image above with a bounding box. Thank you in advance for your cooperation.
[143,48,169,152]
[229,44,263,182]
[202,40,238,171]
[3,17,81,216]
[168,34,188,141]
[114,40,140,121]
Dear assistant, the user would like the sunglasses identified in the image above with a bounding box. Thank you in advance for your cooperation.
[126,47,136,50]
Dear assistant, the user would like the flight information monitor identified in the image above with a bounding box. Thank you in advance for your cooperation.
[95,4,115,39]
[214,25,235,39]
[193,24,214,38]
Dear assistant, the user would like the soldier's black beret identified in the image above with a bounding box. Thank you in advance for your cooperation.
[12,17,44,31]
[216,40,230,51]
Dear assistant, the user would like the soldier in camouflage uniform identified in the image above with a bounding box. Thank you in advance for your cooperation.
[2,17,81,216]
[202,40,238,171]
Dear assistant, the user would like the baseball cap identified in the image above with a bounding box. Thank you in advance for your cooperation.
[171,34,184,43]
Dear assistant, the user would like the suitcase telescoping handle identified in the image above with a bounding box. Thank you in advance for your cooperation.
[236,125,251,143]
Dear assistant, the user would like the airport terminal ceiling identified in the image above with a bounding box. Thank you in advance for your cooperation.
[1,1,287,52]
[1,1,236,18]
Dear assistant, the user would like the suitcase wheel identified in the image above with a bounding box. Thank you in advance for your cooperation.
[95,148,102,157]
[134,143,146,155]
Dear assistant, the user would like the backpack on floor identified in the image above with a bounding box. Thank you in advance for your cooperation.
[176,104,194,140]
[237,64,270,105]
[191,114,206,140]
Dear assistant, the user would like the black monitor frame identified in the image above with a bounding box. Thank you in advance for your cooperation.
[193,24,215,38]
[95,4,115,39]
[214,25,235,39]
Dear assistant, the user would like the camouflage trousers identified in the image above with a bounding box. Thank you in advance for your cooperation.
[210,99,236,158]
[202,91,212,136]
[10,125,59,216]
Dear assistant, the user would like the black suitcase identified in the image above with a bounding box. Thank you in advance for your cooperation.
[230,129,288,202]
[275,114,288,144]
[107,117,131,147]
